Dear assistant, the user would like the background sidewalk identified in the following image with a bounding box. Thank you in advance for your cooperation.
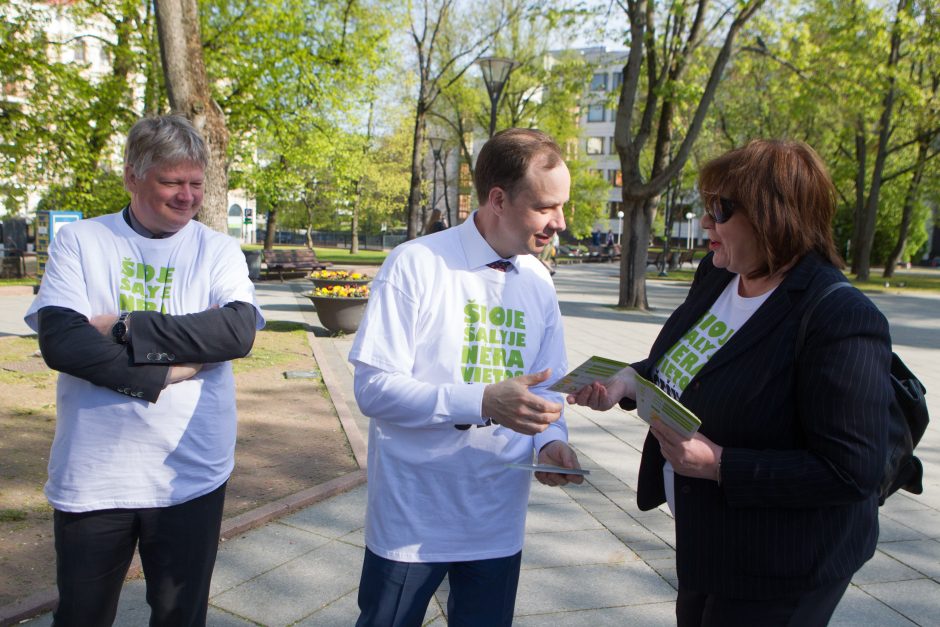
[8,263,940,626]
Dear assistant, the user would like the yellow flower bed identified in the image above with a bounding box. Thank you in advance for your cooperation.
[310,269,368,280]
[312,284,371,298]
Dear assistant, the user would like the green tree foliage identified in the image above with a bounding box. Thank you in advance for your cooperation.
[1,0,149,216]
[429,10,609,238]
[203,0,402,247]
[712,0,940,277]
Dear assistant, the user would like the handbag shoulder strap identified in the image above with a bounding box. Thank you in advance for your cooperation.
[795,282,852,361]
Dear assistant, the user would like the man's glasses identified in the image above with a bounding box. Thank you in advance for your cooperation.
[704,195,736,224]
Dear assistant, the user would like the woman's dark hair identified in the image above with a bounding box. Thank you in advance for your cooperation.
[473,128,563,205]
[698,139,843,278]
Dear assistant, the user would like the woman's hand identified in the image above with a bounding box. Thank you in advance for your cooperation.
[650,421,723,483]
[566,366,637,411]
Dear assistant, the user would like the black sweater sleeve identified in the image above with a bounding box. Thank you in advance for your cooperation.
[37,306,169,402]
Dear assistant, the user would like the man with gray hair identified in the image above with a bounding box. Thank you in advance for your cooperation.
[25,114,263,626]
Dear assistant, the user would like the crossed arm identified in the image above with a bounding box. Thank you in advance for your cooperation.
[38,302,257,403]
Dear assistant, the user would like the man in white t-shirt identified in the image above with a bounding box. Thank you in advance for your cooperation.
[25,115,263,627]
[349,128,582,626]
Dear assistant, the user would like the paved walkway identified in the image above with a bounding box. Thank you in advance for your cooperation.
[5,263,940,626]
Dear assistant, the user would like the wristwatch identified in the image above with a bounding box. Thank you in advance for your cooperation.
[111,312,130,344]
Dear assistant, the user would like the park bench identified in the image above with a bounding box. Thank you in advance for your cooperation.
[585,244,621,263]
[677,249,695,269]
[646,250,665,268]
[261,248,332,281]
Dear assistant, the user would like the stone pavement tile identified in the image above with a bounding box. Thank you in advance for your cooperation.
[340,526,366,548]
[877,539,940,579]
[530,480,577,504]
[521,529,637,569]
[601,488,640,512]
[881,492,935,513]
[881,507,940,540]
[646,557,678,590]
[279,483,366,540]
[852,549,925,585]
[512,602,676,626]
[564,483,624,514]
[211,539,362,626]
[581,467,630,491]
[829,585,917,626]
[512,561,676,616]
[525,499,604,534]
[877,513,930,542]
[857,578,940,626]
[296,587,443,627]
[210,522,332,597]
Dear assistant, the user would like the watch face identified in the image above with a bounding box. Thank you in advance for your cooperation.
[112,314,129,343]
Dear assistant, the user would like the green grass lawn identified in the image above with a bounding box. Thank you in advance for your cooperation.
[647,265,940,294]
[242,244,388,265]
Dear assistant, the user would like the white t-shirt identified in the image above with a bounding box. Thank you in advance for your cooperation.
[25,212,263,512]
[652,275,774,512]
[348,212,568,562]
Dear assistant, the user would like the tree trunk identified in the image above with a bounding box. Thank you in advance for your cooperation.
[351,177,362,255]
[614,0,765,309]
[617,197,654,310]
[153,0,230,234]
[850,122,867,274]
[884,135,929,278]
[263,207,277,250]
[405,104,427,240]
[850,0,908,281]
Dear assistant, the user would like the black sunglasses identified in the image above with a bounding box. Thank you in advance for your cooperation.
[704,196,736,224]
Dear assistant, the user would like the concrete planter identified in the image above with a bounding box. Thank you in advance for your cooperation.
[302,293,368,334]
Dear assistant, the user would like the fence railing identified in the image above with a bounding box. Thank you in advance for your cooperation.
[255,230,406,250]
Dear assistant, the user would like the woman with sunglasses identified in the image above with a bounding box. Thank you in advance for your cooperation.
[568,139,892,626]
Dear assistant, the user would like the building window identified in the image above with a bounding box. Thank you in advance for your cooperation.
[612,71,623,90]
[586,137,604,155]
[74,40,86,63]
[609,136,616,154]
[609,169,623,187]
[586,104,605,123]
[590,72,608,91]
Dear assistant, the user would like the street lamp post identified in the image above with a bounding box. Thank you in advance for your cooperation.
[428,136,445,228]
[477,56,518,137]
[616,210,624,245]
[685,211,696,250]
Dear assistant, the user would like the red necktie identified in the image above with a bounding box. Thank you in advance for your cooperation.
[487,260,512,272]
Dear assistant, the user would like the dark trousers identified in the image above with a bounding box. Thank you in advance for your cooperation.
[676,575,853,627]
[52,482,227,627]
[356,547,522,627]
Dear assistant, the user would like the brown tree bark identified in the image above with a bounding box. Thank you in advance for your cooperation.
[849,0,908,281]
[153,0,230,234]
[614,0,765,309]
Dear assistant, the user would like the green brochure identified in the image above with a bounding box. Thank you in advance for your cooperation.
[549,355,629,394]
[634,375,701,438]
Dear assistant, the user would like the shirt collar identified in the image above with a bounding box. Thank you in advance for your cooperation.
[457,210,518,272]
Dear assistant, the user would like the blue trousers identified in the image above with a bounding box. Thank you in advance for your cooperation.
[52,482,226,627]
[356,547,522,627]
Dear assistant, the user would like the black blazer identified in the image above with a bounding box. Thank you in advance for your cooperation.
[632,252,892,599]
